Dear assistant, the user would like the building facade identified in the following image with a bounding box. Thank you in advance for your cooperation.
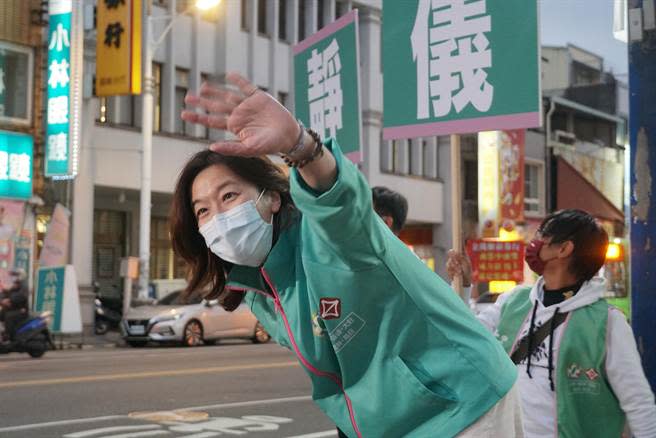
[0,0,48,292]
[452,44,628,298]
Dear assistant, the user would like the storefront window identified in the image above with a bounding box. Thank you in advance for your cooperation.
[0,42,33,124]
[150,216,186,280]
[93,210,127,298]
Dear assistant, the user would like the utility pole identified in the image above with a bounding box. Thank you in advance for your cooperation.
[628,0,656,392]
[138,0,154,300]
[137,0,220,300]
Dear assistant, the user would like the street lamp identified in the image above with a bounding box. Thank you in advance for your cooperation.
[138,0,221,300]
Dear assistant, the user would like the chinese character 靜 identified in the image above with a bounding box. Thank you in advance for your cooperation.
[322,39,343,138]
[306,38,343,139]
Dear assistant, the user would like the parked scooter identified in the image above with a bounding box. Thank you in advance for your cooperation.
[0,312,54,358]
[94,283,123,335]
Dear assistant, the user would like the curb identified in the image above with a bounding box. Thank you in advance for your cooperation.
[52,341,121,350]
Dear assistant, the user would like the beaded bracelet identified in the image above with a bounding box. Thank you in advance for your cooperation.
[284,120,307,157]
[281,128,324,168]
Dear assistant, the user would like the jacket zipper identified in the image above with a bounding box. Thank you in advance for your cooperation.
[227,270,363,438]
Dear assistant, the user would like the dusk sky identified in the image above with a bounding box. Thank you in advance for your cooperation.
[539,0,628,79]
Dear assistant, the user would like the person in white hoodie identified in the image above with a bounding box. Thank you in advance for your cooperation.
[447,209,656,438]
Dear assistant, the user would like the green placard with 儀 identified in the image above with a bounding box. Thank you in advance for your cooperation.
[382,0,541,139]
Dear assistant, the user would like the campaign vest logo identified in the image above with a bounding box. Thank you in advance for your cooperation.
[585,368,600,381]
[567,363,582,379]
[319,297,341,320]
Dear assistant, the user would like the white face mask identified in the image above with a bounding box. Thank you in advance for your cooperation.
[199,190,273,267]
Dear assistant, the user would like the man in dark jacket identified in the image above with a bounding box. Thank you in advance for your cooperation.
[0,270,29,342]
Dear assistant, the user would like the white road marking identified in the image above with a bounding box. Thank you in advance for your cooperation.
[0,416,124,433]
[99,431,171,438]
[63,425,163,438]
[173,433,219,438]
[0,395,313,433]
[285,431,338,438]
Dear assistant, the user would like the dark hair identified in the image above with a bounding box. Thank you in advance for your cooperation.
[372,186,408,233]
[170,150,295,311]
[538,209,609,282]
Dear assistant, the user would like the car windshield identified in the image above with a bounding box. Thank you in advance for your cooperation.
[157,291,203,306]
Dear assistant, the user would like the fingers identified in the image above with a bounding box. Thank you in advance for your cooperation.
[181,110,228,130]
[186,95,236,115]
[199,83,244,107]
[209,141,254,157]
[226,71,259,97]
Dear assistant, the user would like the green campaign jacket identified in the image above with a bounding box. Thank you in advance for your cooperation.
[226,139,517,438]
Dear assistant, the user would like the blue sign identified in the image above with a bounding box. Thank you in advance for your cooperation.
[45,0,72,177]
[35,266,65,331]
[0,130,33,200]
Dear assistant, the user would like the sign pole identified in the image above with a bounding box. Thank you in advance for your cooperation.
[450,134,464,298]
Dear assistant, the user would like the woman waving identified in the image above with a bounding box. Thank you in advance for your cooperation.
[171,73,522,438]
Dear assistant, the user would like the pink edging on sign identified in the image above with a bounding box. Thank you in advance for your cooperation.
[292,10,358,55]
[383,112,541,140]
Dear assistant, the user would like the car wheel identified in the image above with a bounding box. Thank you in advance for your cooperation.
[183,320,203,347]
[127,340,148,348]
[252,322,270,344]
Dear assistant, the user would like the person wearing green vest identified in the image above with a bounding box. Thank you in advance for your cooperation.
[171,72,523,437]
[447,209,656,438]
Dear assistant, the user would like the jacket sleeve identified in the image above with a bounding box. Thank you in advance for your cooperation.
[476,290,514,333]
[289,138,384,263]
[605,308,656,438]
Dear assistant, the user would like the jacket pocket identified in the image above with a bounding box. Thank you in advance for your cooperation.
[392,355,458,406]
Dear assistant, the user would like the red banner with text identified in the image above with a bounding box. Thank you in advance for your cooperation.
[499,130,525,223]
[466,239,525,283]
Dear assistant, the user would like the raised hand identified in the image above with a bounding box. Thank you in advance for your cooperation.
[446,250,473,287]
[181,72,300,157]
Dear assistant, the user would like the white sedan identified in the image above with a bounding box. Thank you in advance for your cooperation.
[121,291,270,347]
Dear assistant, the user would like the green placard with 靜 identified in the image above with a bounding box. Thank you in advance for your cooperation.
[293,10,362,162]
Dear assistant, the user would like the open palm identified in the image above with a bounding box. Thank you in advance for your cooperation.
[181,72,299,157]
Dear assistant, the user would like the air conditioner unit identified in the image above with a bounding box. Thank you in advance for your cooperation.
[555,130,577,145]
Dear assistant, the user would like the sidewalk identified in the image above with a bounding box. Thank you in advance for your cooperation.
[51,330,124,350]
